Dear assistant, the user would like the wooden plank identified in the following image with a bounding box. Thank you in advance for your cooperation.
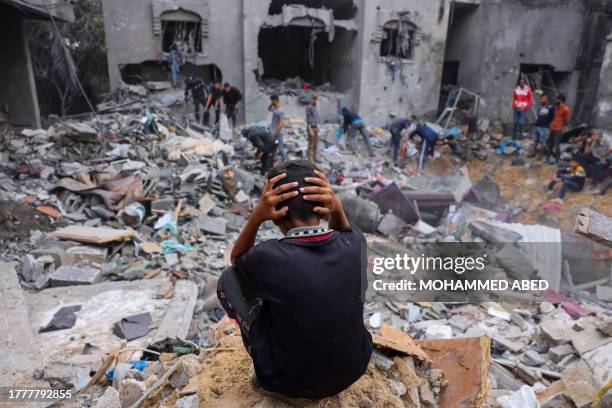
[377,323,431,363]
[52,226,136,244]
[575,208,612,243]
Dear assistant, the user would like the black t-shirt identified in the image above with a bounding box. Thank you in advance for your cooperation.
[223,87,242,106]
[462,112,478,135]
[235,228,373,399]
[209,87,223,104]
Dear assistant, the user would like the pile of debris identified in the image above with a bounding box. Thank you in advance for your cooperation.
[0,88,610,407]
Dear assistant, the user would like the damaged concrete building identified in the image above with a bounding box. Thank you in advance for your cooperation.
[101,0,450,124]
[0,0,74,128]
[443,0,612,126]
[101,0,612,126]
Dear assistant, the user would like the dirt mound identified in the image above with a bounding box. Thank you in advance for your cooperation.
[157,336,404,408]
[0,200,54,240]
[427,154,611,233]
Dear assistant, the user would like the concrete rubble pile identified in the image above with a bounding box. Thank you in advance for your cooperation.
[0,91,610,407]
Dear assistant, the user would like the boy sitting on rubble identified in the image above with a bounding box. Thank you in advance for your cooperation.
[217,160,373,399]
[547,157,586,202]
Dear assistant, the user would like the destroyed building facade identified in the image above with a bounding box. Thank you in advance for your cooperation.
[101,0,612,127]
[0,0,74,128]
[444,0,612,126]
[101,0,451,124]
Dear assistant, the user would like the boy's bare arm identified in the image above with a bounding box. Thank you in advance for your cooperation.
[230,173,298,265]
[302,170,350,231]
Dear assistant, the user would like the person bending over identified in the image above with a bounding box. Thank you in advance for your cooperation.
[243,125,278,175]
[217,160,373,399]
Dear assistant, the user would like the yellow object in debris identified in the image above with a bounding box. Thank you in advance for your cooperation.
[593,380,612,408]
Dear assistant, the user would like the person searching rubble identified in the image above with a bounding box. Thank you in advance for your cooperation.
[223,82,242,129]
[341,107,374,157]
[184,76,208,124]
[459,103,479,160]
[387,114,415,165]
[546,156,586,202]
[409,118,440,172]
[306,95,320,162]
[217,160,373,400]
[204,81,223,127]
[269,95,286,161]
[242,125,278,175]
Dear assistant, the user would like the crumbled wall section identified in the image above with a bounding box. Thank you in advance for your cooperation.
[595,33,612,131]
[356,0,450,123]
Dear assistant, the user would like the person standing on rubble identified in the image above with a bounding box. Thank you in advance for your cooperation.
[547,94,571,164]
[223,82,242,129]
[184,76,208,124]
[341,107,374,157]
[269,95,286,161]
[512,78,533,140]
[459,104,479,160]
[388,115,415,165]
[533,95,555,160]
[204,81,223,127]
[243,125,279,175]
[217,160,373,400]
[306,95,320,162]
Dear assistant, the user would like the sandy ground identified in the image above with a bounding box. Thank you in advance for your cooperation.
[153,336,404,408]
[426,153,611,233]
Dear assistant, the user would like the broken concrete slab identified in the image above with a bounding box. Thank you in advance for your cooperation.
[175,394,199,408]
[0,262,41,386]
[195,216,227,236]
[153,280,198,342]
[575,208,612,243]
[49,265,102,286]
[376,213,406,237]
[560,362,598,408]
[582,341,612,386]
[93,386,121,408]
[26,278,178,362]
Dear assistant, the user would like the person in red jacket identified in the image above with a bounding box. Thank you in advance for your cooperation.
[512,78,533,140]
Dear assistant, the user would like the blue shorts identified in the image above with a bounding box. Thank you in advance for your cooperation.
[534,127,550,145]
